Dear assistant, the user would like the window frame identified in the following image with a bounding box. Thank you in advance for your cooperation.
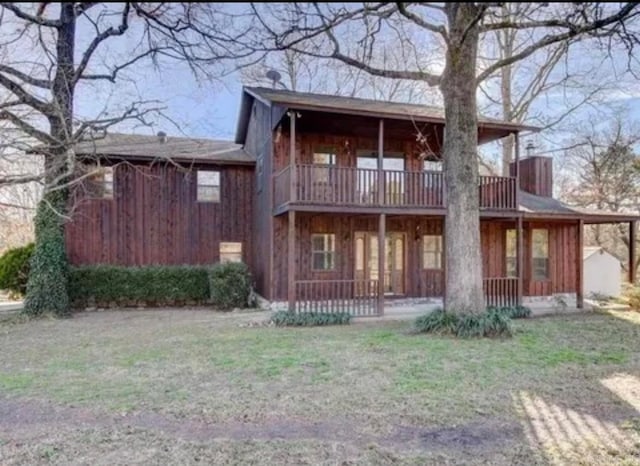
[422,234,443,270]
[531,229,550,280]
[87,164,114,200]
[219,242,243,263]
[197,169,221,203]
[311,233,336,271]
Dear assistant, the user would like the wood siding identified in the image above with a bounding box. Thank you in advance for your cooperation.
[66,162,253,266]
[271,214,578,301]
[245,99,274,299]
[511,156,553,197]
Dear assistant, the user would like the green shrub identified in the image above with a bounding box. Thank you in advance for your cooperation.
[414,307,512,338]
[486,305,532,319]
[209,262,254,310]
[69,265,210,307]
[414,308,458,334]
[456,308,512,338]
[271,311,351,326]
[24,191,70,317]
[0,243,34,298]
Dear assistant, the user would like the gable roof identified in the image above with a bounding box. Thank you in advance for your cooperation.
[236,86,539,143]
[72,133,254,165]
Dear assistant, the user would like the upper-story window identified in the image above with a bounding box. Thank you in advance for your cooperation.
[356,150,405,202]
[88,165,114,199]
[197,170,220,202]
[532,229,549,280]
[312,148,336,183]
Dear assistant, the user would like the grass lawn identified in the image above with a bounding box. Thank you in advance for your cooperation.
[1,310,640,465]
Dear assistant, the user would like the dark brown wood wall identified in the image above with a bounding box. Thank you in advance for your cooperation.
[523,221,577,296]
[510,156,553,197]
[245,99,274,299]
[271,214,578,301]
[65,162,253,267]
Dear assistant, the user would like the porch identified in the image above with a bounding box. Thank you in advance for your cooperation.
[276,212,527,318]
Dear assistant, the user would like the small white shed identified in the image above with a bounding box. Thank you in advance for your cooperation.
[583,246,622,298]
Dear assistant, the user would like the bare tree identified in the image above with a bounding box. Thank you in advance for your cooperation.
[561,117,640,276]
[243,2,640,313]
[240,45,442,104]
[0,2,249,316]
[479,3,626,175]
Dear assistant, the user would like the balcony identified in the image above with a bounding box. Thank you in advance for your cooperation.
[274,164,517,213]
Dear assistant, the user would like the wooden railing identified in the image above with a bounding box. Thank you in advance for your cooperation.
[479,176,517,210]
[294,279,379,316]
[483,277,519,307]
[274,164,517,211]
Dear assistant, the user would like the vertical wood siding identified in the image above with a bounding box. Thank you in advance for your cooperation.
[66,163,254,267]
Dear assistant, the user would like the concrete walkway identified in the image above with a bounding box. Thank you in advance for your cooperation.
[0,301,23,314]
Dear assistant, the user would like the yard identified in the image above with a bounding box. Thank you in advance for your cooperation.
[1,310,640,465]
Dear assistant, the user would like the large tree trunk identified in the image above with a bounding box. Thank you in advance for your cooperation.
[23,4,75,317]
[499,10,515,176]
[440,4,484,313]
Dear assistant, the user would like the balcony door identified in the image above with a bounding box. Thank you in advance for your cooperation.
[355,232,405,295]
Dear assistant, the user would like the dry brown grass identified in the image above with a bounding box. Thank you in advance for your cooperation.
[1,309,640,464]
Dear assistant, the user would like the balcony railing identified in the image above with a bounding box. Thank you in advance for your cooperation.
[295,279,379,317]
[274,164,517,211]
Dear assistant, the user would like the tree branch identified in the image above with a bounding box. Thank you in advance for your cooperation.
[476,3,640,84]
[0,2,61,27]
[0,73,51,114]
[0,64,50,88]
[0,110,56,144]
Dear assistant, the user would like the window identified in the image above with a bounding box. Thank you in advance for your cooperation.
[505,229,517,277]
[312,149,336,183]
[532,229,549,280]
[423,160,442,172]
[220,242,242,263]
[88,165,114,199]
[311,234,335,270]
[423,235,443,269]
[197,170,220,202]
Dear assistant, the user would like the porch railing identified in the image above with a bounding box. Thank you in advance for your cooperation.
[294,279,379,317]
[483,277,519,307]
[274,164,517,211]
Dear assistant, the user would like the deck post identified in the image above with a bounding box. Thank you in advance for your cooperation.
[377,119,384,205]
[377,118,385,315]
[516,216,524,306]
[514,131,520,211]
[576,219,584,309]
[288,210,296,312]
[630,221,637,284]
[378,213,386,315]
[289,110,297,203]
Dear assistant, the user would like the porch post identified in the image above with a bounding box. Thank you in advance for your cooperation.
[576,219,584,308]
[516,216,524,306]
[289,110,297,202]
[514,132,520,210]
[377,119,385,315]
[288,210,296,311]
[630,221,637,284]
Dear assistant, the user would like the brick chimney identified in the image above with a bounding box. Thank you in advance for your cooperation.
[509,155,553,197]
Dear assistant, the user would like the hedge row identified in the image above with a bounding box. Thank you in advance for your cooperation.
[69,262,254,309]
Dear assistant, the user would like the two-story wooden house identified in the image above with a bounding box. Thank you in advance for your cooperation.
[65,87,638,315]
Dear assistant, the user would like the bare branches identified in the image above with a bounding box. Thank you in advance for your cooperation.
[477,3,640,83]
[73,3,131,83]
[0,64,50,88]
[0,73,51,114]
[396,3,448,43]
[0,2,61,27]
[0,110,55,144]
